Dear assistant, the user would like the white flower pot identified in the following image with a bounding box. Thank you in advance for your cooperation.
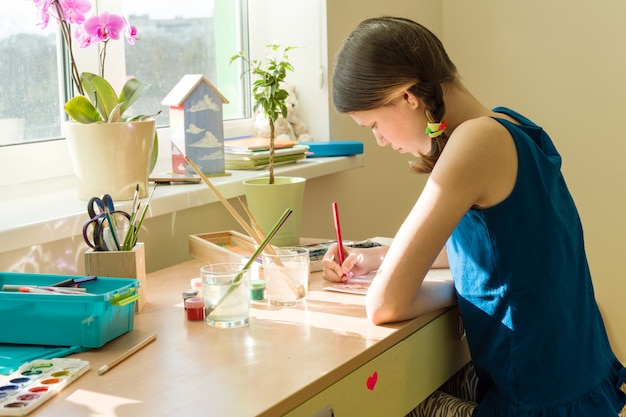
[65,120,155,201]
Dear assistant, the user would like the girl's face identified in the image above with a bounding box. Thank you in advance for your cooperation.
[350,92,430,157]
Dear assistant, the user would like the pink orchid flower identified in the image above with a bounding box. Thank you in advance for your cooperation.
[123,17,140,45]
[84,11,125,43]
[74,26,92,48]
[58,0,91,25]
[33,0,55,28]
[34,0,142,98]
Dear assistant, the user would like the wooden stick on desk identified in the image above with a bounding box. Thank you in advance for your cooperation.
[97,333,158,375]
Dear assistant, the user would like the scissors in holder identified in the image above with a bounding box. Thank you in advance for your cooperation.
[87,194,116,219]
[82,211,131,251]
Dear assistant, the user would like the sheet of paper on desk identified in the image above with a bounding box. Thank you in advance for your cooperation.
[323,272,376,295]
[324,268,448,295]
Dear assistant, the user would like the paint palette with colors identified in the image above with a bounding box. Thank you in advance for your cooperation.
[0,358,89,416]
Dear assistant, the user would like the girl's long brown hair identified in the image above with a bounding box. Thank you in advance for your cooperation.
[332,16,458,173]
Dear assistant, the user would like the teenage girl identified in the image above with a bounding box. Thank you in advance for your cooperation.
[323,16,626,417]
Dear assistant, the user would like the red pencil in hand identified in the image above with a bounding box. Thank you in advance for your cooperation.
[332,202,345,266]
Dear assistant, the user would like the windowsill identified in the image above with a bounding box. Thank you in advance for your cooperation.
[0,155,364,254]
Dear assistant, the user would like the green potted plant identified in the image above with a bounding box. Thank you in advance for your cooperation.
[35,0,159,200]
[230,45,306,246]
[230,44,296,184]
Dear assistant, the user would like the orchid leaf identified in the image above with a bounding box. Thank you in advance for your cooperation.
[149,130,159,173]
[64,95,101,123]
[106,102,124,123]
[80,72,120,122]
[119,77,151,116]
[127,110,162,122]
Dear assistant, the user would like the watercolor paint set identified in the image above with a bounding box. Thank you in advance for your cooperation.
[0,272,140,348]
[0,345,85,376]
[0,358,89,416]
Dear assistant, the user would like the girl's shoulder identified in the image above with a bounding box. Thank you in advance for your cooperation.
[436,116,518,209]
[448,115,515,151]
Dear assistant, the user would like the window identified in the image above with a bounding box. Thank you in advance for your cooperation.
[0,0,249,147]
[0,2,62,146]
[0,0,328,188]
[122,0,250,126]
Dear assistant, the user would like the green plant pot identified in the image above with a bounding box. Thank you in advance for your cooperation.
[65,120,155,201]
[243,176,306,247]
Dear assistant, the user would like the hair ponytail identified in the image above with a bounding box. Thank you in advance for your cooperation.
[409,83,449,173]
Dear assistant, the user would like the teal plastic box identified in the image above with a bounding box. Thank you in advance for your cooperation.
[0,273,139,348]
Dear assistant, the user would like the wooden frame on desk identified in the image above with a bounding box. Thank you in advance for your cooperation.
[31,260,469,417]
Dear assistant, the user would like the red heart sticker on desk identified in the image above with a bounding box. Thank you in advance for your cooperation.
[366,371,378,391]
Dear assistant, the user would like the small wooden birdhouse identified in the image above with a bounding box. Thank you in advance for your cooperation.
[161,74,229,175]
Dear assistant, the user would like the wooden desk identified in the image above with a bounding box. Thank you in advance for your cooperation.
[31,260,470,417]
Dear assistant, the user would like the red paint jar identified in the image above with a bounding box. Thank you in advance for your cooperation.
[184,297,205,321]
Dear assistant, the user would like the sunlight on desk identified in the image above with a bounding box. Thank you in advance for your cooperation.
[250,290,396,341]
[66,389,141,415]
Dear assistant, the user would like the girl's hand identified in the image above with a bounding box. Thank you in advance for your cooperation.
[321,244,385,282]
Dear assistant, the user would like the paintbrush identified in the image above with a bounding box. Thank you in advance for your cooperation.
[185,156,262,244]
[237,197,306,298]
[123,183,157,250]
[205,208,292,316]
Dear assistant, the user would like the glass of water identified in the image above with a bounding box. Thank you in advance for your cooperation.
[262,247,309,306]
[201,263,251,328]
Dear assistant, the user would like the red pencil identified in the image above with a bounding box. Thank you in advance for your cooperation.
[332,202,345,266]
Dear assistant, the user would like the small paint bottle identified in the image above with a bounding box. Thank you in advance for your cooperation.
[190,277,203,298]
[184,297,204,321]
[182,289,198,301]
[250,280,266,301]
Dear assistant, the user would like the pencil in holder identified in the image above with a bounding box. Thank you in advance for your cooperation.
[84,242,147,313]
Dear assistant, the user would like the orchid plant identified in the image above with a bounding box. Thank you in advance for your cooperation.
[34,0,158,167]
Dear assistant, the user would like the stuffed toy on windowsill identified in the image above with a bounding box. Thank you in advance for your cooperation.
[253,84,314,142]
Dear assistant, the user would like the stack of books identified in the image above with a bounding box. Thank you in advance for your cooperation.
[224,137,309,170]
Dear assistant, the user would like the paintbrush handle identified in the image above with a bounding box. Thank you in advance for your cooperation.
[185,156,262,245]
[237,196,279,257]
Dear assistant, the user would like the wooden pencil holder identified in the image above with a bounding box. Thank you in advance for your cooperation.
[84,242,147,313]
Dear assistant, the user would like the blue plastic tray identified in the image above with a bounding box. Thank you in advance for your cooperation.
[0,273,139,348]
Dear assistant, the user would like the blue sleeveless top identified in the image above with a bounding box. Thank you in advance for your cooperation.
[446,107,626,416]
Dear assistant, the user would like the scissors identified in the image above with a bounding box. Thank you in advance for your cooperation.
[87,194,116,219]
[84,194,129,251]
[83,210,131,251]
